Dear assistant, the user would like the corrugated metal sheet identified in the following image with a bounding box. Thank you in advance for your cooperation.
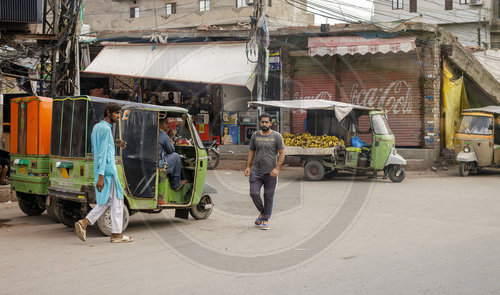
[291,56,336,133]
[0,0,42,23]
[338,53,422,147]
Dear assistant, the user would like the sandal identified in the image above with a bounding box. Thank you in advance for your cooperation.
[111,235,133,243]
[74,221,86,242]
[260,221,270,230]
[255,214,264,225]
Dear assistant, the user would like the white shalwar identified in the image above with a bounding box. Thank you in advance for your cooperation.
[86,180,124,234]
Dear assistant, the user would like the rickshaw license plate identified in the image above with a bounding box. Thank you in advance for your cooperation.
[19,167,25,174]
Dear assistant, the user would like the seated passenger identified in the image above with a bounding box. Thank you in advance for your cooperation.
[158,116,187,204]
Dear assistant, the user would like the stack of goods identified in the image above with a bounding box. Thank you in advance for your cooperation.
[283,132,344,148]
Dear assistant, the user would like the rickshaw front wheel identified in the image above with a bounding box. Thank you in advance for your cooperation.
[459,162,471,177]
[17,193,46,216]
[387,165,405,183]
[97,206,130,236]
[190,195,213,220]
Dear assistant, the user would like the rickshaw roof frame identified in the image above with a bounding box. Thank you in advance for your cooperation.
[463,106,500,115]
[12,96,52,104]
[53,95,190,114]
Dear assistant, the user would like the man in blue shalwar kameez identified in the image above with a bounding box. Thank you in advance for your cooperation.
[75,103,133,243]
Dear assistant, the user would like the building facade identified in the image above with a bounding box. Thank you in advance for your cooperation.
[82,0,314,33]
[371,0,492,47]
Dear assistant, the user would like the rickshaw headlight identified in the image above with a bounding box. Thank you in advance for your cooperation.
[463,145,470,153]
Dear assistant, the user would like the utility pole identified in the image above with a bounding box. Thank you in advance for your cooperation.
[252,0,268,127]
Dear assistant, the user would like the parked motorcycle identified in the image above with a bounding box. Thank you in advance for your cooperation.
[204,139,220,170]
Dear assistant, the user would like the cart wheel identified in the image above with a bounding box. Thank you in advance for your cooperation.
[207,149,219,170]
[190,195,213,220]
[304,161,325,181]
[388,165,405,183]
[459,162,471,177]
[47,197,60,223]
[97,205,130,237]
[17,192,46,216]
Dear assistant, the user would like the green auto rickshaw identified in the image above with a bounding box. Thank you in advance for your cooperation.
[249,99,407,182]
[9,96,59,221]
[48,96,216,235]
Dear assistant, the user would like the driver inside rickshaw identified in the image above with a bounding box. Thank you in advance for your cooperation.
[158,114,188,203]
[174,114,192,144]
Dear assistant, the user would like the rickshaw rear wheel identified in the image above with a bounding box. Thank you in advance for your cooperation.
[388,165,405,183]
[459,162,471,177]
[47,197,60,223]
[56,201,86,228]
[97,206,130,237]
[17,193,46,216]
[304,161,325,181]
[190,195,213,220]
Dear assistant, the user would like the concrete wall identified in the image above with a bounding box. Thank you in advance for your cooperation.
[440,23,490,47]
[221,85,251,111]
[82,0,314,32]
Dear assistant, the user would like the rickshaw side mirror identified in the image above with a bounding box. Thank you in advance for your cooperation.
[489,124,494,130]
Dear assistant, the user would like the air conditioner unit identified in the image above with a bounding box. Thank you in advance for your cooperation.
[470,0,483,6]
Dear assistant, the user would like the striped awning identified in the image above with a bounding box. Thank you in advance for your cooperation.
[308,36,416,57]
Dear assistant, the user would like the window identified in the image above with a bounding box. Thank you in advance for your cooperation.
[268,0,272,6]
[459,0,469,4]
[445,0,453,10]
[236,0,247,7]
[410,0,417,12]
[130,6,139,18]
[199,0,211,11]
[166,3,176,14]
[392,0,403,9]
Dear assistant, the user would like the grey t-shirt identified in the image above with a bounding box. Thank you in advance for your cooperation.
[249,130,285,174]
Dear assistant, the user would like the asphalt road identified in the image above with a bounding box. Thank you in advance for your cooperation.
[1,167,500,294]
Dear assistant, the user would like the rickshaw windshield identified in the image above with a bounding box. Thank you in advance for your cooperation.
[458,115,493,135]
[371,114,393,135]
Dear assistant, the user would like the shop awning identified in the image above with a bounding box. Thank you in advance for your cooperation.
[83,42,256,90]
[308,36,416,57]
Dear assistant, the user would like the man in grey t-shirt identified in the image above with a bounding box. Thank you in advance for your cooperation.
[244,113,285,230]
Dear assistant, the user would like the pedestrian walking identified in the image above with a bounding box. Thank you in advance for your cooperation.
[244,113,285,230]
[74,102,133,243]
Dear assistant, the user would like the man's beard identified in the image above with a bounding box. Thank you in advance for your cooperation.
[261,126,270,132]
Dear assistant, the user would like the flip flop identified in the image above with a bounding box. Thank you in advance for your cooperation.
[74,221,86,242]
[260,222,270,230]
[111,235,133,243]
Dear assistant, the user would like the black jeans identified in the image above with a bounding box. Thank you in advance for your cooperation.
[249,171,278,220]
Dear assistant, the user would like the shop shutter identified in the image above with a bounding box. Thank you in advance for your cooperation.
[338,53,422,147]
[291,56,336,133]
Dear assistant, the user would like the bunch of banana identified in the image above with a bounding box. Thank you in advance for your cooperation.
[283,132,344,148]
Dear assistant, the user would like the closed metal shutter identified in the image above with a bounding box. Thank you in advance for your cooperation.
[291,56,336,133]
[338,53,422,147]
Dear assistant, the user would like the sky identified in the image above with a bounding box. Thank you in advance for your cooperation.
[308,0,374,25]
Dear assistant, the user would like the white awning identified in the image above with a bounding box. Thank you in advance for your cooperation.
[84,42,257,90]
[248,99,374,121]
[308,36,416,57]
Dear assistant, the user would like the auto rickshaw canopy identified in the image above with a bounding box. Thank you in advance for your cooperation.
[248,99,375,121]
[463,106,500,115]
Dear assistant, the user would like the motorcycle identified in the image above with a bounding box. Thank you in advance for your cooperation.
[203,139,220,170]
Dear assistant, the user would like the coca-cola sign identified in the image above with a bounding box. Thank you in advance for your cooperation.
[349,80,413,114]
[292,90,333,101]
